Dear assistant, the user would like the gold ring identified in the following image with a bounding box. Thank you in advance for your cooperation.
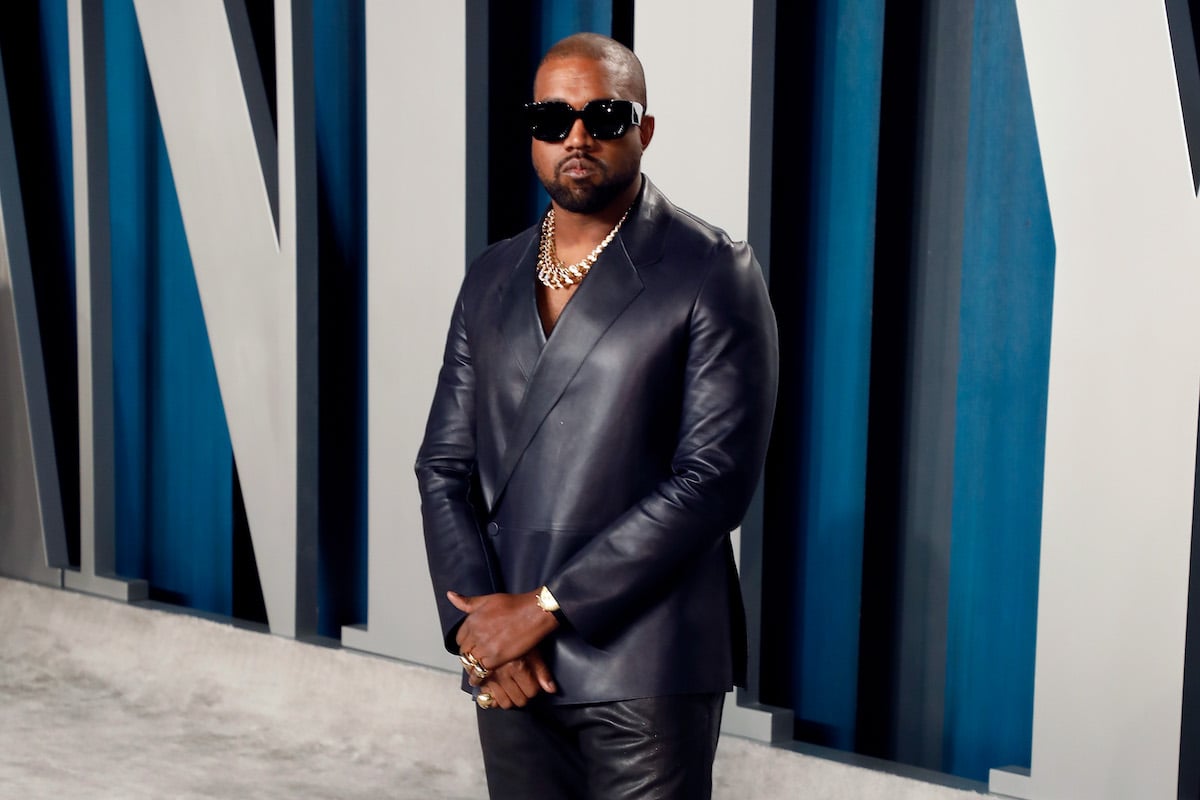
[460,653,489,680]
[476,692,495,709]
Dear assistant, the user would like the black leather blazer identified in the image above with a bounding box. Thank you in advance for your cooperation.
[416,177,779,704]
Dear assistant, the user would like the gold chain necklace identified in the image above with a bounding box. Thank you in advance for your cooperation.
[537,207,630,289]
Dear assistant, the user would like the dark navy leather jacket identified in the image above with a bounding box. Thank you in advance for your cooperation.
[416,177,779,704]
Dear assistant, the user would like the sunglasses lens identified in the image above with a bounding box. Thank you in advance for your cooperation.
[581,101,628,140]
[525,103,574,141]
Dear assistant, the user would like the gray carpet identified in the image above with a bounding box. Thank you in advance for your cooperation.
[0,577,990,799]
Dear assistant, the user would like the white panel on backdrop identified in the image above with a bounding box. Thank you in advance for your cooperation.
[635,1,755,243]
[340,2,465,669]
[991,4,1200,799]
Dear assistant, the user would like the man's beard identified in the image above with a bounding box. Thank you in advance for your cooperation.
[541,156,639,214]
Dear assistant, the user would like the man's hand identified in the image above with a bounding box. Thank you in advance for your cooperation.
[473,650,557,709]
[450,589,559,673]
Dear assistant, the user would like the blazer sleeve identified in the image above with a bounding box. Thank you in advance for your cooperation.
[548,240,780,642]
[414,283,497,654]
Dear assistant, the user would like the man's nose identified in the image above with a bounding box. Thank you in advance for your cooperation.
[564,116,594,148]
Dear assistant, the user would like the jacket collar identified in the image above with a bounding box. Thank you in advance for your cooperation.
[612,175,671,269]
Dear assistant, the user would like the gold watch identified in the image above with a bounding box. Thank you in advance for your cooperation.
[535,584,560,614]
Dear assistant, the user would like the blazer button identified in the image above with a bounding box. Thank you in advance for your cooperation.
[486,522,499,536]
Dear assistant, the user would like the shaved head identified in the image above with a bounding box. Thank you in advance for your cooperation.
[539,33,647,107]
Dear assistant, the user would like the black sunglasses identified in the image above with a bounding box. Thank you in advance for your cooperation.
[522,99,645,142]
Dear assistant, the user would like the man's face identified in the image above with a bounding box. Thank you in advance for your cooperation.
[531,56,653,215]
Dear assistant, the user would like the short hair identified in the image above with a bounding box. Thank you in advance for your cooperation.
[539,33,648,108]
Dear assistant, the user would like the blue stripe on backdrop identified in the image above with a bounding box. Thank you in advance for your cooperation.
[107,0,234,614]
[313,0,368,637]
[39,0,75,295]
[541,0,612,50]
[526,0,615,224]
[943,0,1053,781]
[107,0,148,583]
[791,0,885,752]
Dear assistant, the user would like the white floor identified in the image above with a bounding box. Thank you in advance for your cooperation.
[0,576,991,799]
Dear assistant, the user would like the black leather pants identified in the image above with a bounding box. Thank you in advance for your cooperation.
[476,692,725,800]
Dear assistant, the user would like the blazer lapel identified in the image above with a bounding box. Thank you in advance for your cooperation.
[496,235,543,382]
[490,229,645,510]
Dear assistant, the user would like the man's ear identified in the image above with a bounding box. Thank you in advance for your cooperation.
[639,115,655,149]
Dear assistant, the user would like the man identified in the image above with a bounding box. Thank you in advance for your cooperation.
[416,32,778,800]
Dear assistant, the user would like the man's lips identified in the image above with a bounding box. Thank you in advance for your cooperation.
[557,156,600,179]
